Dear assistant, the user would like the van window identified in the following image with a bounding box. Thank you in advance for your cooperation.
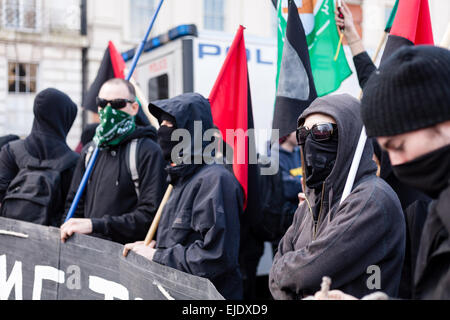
[148,74,169,101]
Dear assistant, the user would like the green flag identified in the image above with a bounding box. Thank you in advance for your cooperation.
[276,0,352,97]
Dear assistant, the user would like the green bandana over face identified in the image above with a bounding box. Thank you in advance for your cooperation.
[93,106,136,148]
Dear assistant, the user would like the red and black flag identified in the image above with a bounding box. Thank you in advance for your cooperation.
[381,0,434,64]
[83,41,150,125]
[209,25,257,212]
[272,0,317,140]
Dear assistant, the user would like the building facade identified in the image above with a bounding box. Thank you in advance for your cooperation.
[0,0,449,148]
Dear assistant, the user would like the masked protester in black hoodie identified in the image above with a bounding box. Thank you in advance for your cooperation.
[61,78,166,245]
[123,93,244,300]
[269,94,406,299]
[0,88,78,226]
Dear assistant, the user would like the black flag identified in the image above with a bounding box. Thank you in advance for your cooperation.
[272,0,317,140]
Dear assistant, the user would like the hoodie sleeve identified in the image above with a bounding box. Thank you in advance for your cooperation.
[353,51,377,89]
[152,170,243,279]
[269,179,405,299]
[0,145,19,202]
[90,139,167,244]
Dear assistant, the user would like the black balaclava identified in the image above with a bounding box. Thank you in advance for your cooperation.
[157,113,178,162]
[392,144,450,199]
[302,131,339,191]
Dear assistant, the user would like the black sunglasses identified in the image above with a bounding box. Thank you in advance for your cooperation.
[296,123,338,145]
[96,97,135,110]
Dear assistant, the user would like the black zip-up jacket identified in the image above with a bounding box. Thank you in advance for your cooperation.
[269,94,406,299]
[148,93,244,300]
[64,126,166,245]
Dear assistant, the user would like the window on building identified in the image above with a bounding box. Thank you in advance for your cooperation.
[8,62,38,93]
[204,0,225,31]
[1,0,41,31]
[148,74,169,102]
[129,0,156,40]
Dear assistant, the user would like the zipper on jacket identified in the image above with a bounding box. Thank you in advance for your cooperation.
[313,183,326,240]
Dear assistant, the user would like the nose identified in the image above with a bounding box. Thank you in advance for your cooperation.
[388,151,407,166]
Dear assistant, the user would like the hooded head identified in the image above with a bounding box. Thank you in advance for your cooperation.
[25,88,77,159]
[298,94,377,206]
[31,88,77,139]
[148,93,215,165]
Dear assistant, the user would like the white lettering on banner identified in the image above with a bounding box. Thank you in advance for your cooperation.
[0,255,23,300]
[32,266,65,300]
[88,276,129,300]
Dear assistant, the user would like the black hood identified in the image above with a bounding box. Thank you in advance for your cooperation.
[148,93,214,162]
[24,88,77,159]
[298,94,377,213]
[148,93,215,183]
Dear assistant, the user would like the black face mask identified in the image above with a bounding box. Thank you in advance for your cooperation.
[157,125,178,162]
[302,135,338,191]
[392,144,450,199]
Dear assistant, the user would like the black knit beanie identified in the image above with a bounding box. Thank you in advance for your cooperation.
[361,45,450,137]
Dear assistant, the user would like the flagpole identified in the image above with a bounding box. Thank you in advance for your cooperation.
[64,0,165,223]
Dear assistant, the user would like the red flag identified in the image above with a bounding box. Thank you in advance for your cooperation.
[108,41,126,79]
[390,0,434,45]
[209,25,250,208]
[381,0,434,65]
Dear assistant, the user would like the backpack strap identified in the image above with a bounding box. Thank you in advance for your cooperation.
[8,139,78,172]
[126,139,140,197]
[8,140,47,170]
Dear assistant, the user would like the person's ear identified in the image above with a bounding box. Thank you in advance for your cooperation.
[131,101,139,116]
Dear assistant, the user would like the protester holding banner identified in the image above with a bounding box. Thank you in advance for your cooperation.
[123,93,244,300]
[0,88,79,226]
[269,94,406,299]
[61,78,166,245]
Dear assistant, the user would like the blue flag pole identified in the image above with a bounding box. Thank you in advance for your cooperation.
[64,0,165,223]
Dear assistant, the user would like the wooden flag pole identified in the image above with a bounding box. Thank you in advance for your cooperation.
[358,31,388,100]
[144,184,174,246]
[129,77,160,129]
[372,32,388,64]
[440,22,450,48]
[334,32,345,61]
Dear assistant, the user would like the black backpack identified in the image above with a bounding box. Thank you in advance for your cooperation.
[1,140,78,226]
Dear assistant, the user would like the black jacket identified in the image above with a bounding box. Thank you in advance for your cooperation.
[413,180,450,299]
[0,88,78,225]
[65,125,166,245]
[269,94,406,299]
[149,93,244,300]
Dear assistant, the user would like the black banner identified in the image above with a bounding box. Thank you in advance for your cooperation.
[0,217,223,300]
